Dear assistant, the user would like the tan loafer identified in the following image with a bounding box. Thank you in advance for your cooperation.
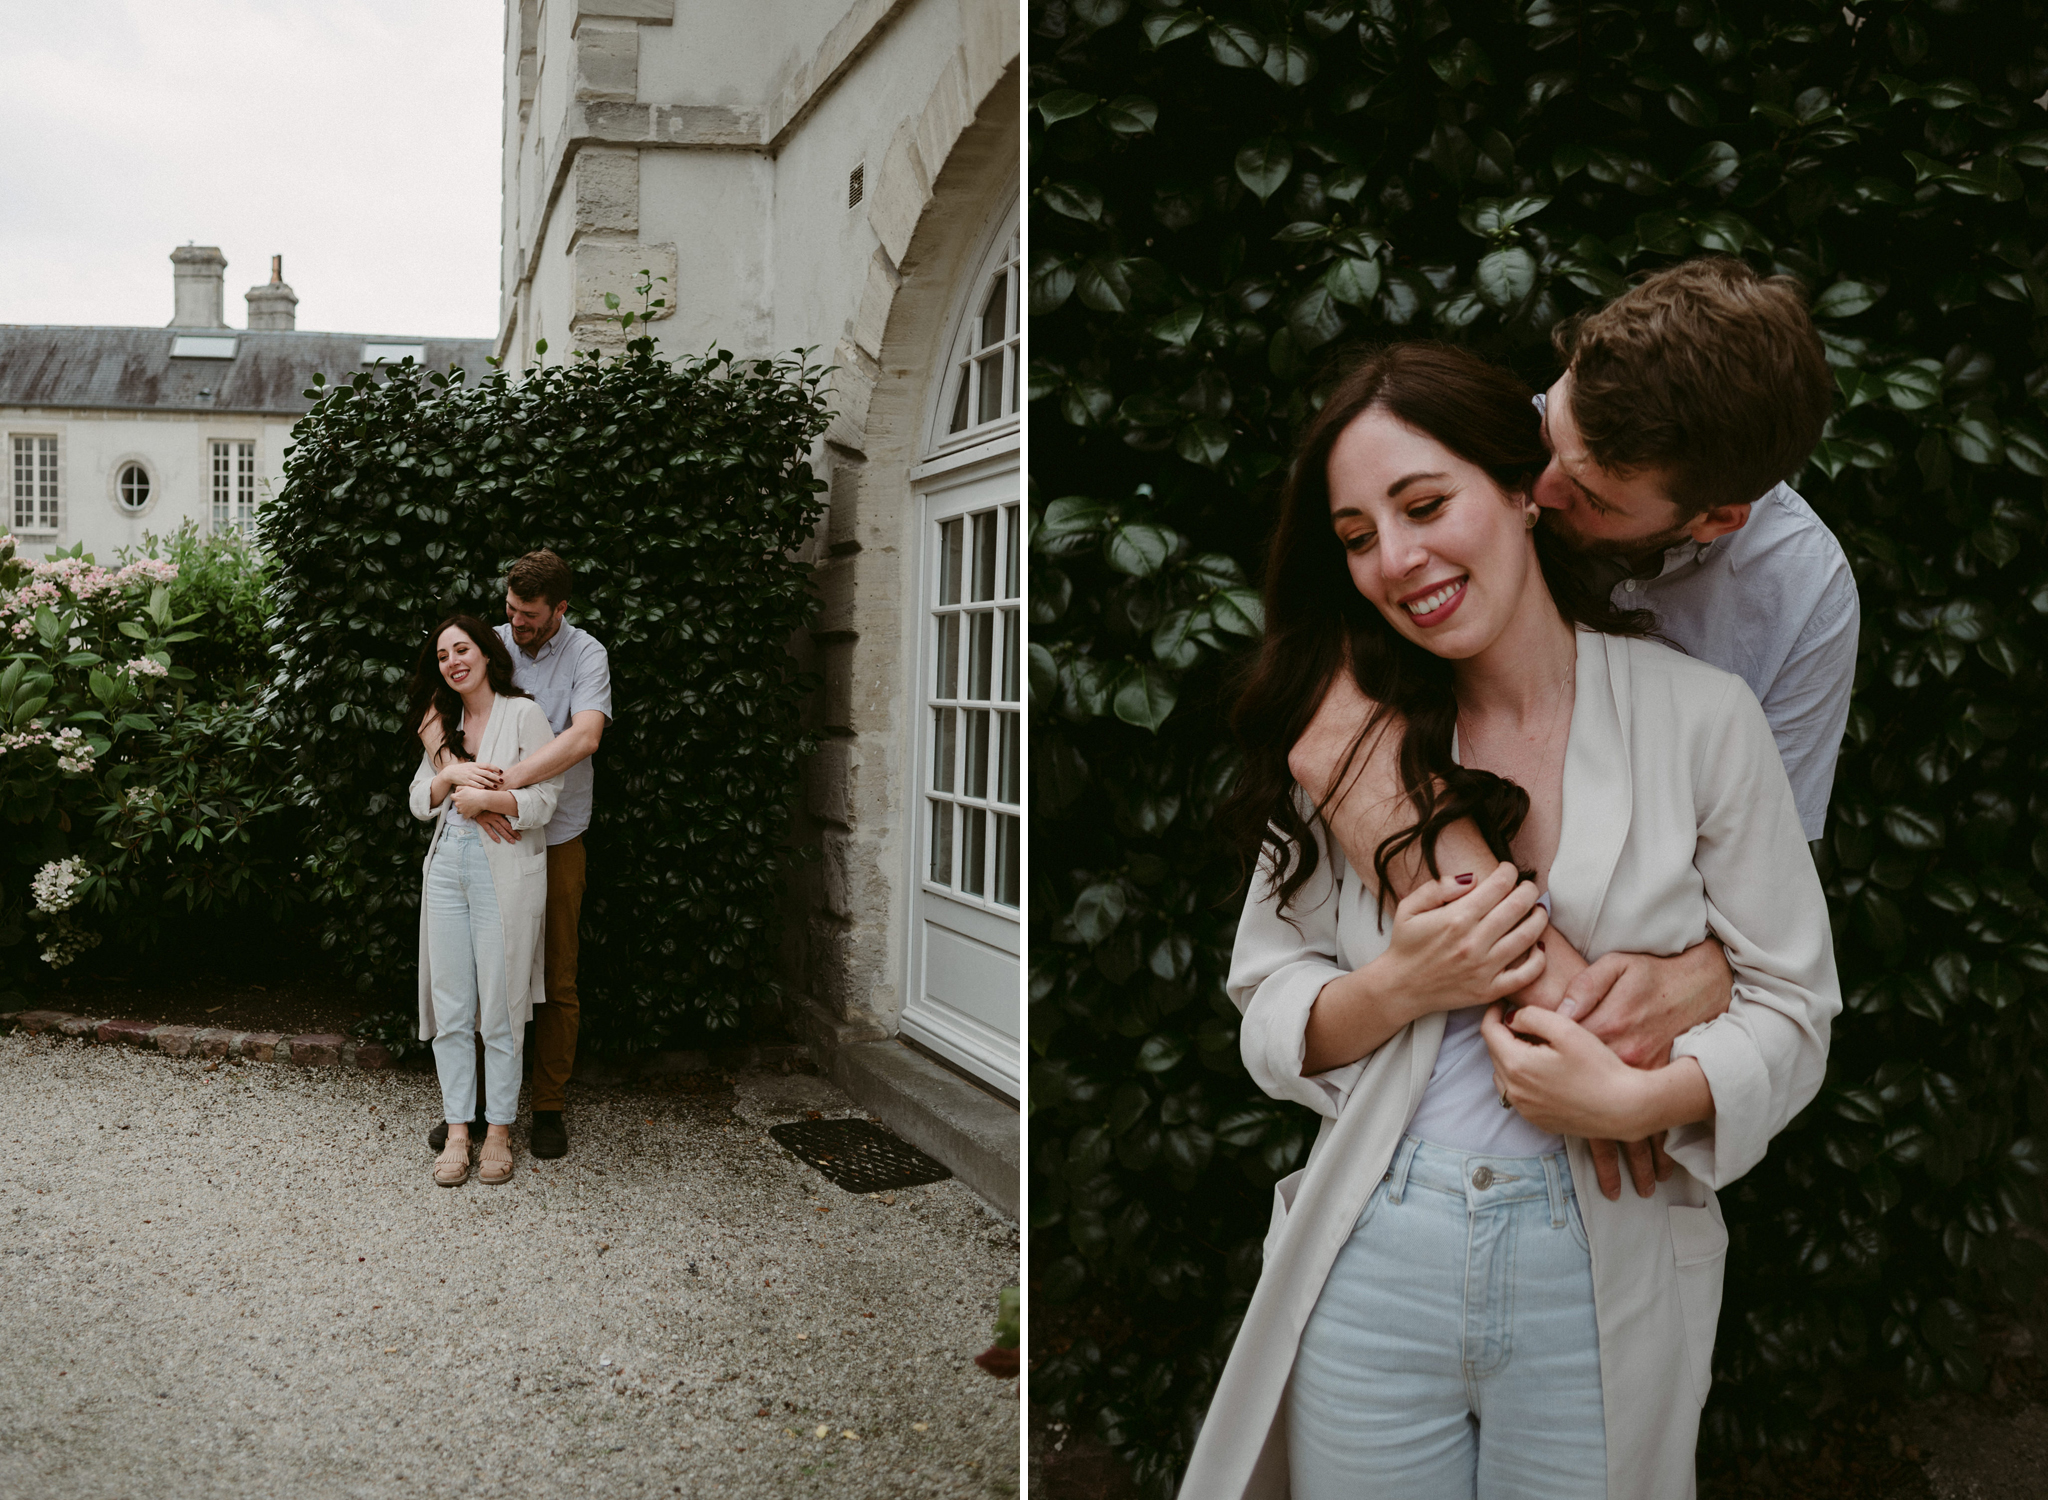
[434,1138,471,1187]
[478,1134,514,1185]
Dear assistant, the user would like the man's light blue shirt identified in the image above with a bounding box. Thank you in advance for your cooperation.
[1586,481,1858,840]
[1532,392,1859,838]
[496,619,612,845]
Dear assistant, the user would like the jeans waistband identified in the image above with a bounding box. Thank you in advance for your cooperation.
[1385,1135,1575,1223]
[442,823,480,842]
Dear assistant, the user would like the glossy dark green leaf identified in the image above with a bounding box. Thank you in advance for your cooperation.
[1037,89,1102,125]
[1106,523,1180,578]
[1207,22,1265,70]
[1234,136,1294,202]
[1112,665,1178,731]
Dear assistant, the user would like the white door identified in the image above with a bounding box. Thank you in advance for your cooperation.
[903,462,1021,1096]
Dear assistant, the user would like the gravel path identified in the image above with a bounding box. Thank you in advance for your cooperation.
[0,1031,1020,1499]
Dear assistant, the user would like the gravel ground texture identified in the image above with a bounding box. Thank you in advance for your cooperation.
[0,1031,1020,1499]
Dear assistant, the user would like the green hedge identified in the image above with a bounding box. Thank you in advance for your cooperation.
[262,338,831,1043]
[1027,0,2048,1486]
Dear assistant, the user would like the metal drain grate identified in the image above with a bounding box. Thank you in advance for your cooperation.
[770,1117,952,1193]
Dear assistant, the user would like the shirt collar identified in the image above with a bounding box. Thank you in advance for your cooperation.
[522,620,572,661]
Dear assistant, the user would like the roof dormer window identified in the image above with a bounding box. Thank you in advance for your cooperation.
[170,335,237,359]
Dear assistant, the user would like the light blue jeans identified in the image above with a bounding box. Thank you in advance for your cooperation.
[425,827,522,1127]
[1288,1135,1606,1499]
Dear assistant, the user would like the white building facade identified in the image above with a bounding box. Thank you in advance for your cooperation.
[1,250,493,562]
[497,0,1022,1129]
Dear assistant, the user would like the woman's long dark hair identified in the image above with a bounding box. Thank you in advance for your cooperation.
[1220,342,1652,916]
[404,614,530,762]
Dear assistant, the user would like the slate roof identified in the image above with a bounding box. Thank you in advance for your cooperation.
[0,326,498,417]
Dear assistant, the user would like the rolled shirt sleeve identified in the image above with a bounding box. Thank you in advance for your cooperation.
[1757,564,1859,840]
[570,635,614,724]
[408,753,438,821]
[1664,677,1841,1186]
[1228,819,1374,1120]
[506,701,564,831]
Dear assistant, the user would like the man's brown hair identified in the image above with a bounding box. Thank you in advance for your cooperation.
[1553,256,1833,517]
[507,549,573,607]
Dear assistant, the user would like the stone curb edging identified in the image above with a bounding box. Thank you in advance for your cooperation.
[4,1008,386,1070]
[0,1008,810,1081]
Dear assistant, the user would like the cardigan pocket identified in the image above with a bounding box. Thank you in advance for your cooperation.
[1669,1203,1730,1406]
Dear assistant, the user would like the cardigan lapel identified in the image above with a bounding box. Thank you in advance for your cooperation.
[1547,631,1632,955]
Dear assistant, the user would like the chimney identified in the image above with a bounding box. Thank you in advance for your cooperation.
[245,254,299,331]
[169,244,229,328]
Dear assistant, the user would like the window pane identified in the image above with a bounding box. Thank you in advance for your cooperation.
[1000,608,1018,703]
[969,611,994,700]
[976,353,1004,425]
[932,707,956,793]
[939,518,963,605]
[965,709,989,799]
[948,367,971,434]
[961,808,987,897]
[979,276,1005,351]
[1004,506,1019,602]
[972,510,997,602]
[934,615,958,699]
[996,813,1019,909]
[928,800,954,886]
[998,710,1018,806]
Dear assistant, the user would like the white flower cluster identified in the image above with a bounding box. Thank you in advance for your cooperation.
[51,725,95,774]
[124,784,161,807]
[38,913,101,969]
[31,856,89,914]
[120,656,169,681]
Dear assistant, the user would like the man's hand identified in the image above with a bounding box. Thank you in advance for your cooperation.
[1563,938,1731,1198]
[441,761,505,791]
[1559,939,1733,1067]
[471,810,518,844]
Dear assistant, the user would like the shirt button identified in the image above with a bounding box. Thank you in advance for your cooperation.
[1472,1166,1494,1190]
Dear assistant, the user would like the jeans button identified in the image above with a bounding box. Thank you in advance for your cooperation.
[1471,1166,1494,1190]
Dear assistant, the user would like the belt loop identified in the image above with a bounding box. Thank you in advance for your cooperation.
[1544,1152,1567,1228]
[1386,1135,1422,1205]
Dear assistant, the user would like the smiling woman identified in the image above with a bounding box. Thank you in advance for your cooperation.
[1184,340,1840,1500]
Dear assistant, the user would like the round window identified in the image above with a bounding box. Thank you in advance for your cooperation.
[117,463,151,512]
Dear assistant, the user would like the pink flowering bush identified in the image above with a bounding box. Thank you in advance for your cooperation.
[1,533,277,983]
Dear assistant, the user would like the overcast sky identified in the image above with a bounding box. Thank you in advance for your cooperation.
[0,1,502,339]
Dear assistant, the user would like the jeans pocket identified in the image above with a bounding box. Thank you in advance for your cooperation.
[1669,1203,1730,1406]
[1565,1191,1592,1254]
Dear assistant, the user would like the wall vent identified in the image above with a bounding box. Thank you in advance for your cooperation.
[848,162,864,209]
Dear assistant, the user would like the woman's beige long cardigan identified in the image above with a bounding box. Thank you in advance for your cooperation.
[407,695,562,1042]
[1179,631,1842,1500]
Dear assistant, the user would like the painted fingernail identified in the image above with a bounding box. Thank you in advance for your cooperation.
[1455,874,1473,886]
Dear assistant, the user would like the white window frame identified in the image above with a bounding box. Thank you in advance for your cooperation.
[9,433,62,537]
[210,438,258,538]
[111,458,155,516]
[923,200,1020,462]
[919,488,1022,914]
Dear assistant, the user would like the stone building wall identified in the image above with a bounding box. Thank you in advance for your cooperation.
[497,0,1020,1053]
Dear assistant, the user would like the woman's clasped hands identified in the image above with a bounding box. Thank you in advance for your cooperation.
[435,758,508,819]
[1379,860,1549,1014]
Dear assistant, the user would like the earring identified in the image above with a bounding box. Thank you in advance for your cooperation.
[1524,509,1539,529]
